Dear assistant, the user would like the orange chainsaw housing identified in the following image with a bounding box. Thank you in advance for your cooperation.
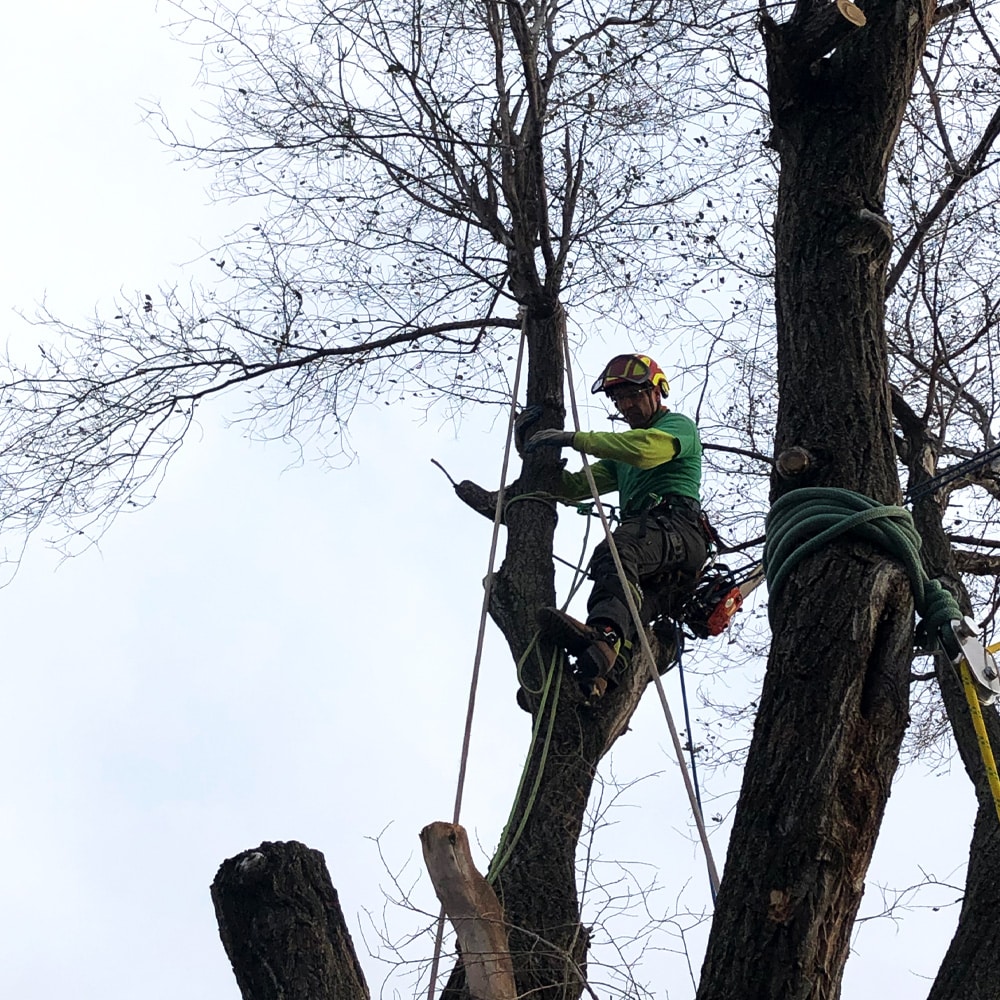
[705,586,744,636]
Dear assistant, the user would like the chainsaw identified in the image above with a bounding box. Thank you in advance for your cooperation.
[683,562,765,639]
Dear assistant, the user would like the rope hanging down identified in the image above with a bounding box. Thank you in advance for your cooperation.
[425,314,529,1000]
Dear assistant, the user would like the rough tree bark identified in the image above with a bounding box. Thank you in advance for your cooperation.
[211,840,370,1000]
[697,3,938,997]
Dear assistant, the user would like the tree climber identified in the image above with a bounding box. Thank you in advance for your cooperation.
[526,353,709,700]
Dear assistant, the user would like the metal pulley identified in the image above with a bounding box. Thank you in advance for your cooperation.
[946,617,1000,706]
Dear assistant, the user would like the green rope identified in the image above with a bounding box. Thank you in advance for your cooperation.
[486,517,601,885]
[488,638,562,884]
[763,487,961,645]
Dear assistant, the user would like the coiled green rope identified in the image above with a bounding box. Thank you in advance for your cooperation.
[763,487,961,645]
[764,488,1000,825]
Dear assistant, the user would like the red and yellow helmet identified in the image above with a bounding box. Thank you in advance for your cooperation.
[591,354,670,398]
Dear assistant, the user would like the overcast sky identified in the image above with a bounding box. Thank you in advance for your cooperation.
[0,4,980,998]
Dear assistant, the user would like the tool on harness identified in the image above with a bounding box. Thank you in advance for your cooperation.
[631,492,703,537]
[574,499,620,524]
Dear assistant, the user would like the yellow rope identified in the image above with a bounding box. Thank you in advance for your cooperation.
[958,657,1000,825]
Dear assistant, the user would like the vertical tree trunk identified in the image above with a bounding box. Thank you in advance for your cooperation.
[211,840,370,1000]
[699,555,913,999]
[926,667,1000,1000]
[698,3,937,996]
[893,404,1000,999]
[444,303,600,1000]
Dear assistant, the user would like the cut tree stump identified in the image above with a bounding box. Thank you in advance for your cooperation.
[421,822,517,1000]
[211,840,370,1000]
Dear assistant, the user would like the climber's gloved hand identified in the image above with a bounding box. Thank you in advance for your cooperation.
[525,429,576,453]
[514,405,544,457]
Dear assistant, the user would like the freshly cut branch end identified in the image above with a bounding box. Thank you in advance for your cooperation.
[420,822,517,1000]
[776,446,815,478]
[836,0,867,27]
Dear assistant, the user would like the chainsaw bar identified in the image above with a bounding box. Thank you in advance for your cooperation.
[738,563,766,599]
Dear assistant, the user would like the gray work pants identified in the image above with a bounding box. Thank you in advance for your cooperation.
[586,504,708,638]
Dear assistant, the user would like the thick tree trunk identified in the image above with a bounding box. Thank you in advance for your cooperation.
[698,553,912,999]
[698,3,936,997]
[211,840,370,1000]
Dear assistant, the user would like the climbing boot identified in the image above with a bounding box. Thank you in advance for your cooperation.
[574,624,622,699]
[537,608,623,701]
[536,607,605,656]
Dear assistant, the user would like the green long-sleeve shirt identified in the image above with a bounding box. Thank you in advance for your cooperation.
[557,410,702,516]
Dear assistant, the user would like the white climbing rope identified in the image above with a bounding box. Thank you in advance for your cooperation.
[425,312,529,1000]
